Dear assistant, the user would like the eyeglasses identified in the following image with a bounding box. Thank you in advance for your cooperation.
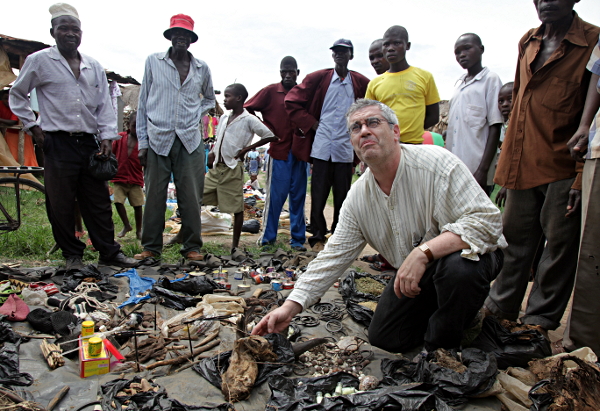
[348,117,393,136]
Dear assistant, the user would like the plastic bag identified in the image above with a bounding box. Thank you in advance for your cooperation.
[88,152,118,180]
[151,286,203,310]
[382,348,498,407]
[201,208,232,233]
[338,271,388,327]
[114,268,156,308]
[100,376,232,411]
[158,275,219,296]
[265,371,444,411]
[194,333,294,390]
[241,219,260,234]
[0,334,33,388]
[471,316,552,369]
[21,288,47,306]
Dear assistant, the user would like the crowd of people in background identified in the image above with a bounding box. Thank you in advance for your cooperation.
[4,0,600,358]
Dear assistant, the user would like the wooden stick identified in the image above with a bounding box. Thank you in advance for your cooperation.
[145,339,220,370]
[17,332,55,339]
[0,387,26,403]
[47,386,69,411]
[172,353,214,373]
[193,329,219,348]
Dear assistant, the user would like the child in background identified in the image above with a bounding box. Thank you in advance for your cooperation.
[205,83,278,252]
[111,111,144,239]
[494,82,514,207]
[245,173,261,191]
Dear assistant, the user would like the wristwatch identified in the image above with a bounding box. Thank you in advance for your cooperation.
[418,243,434,263]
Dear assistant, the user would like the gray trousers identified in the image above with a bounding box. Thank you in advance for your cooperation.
[564,159,600,353]
[485,178,581,330]
[141,137,204,256]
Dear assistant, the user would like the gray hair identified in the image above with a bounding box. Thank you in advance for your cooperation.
[346,99,399,129]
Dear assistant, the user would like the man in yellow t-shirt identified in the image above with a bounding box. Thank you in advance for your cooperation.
[366,25,440,144]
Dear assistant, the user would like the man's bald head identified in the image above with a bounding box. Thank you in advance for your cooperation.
[457,33,482,47]
[280,56,297,70]
[383,26,409,42]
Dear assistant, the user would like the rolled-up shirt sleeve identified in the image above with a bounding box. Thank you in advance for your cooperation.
[435,160,507,260]
[9,56,39,131]
[287,200,367,309]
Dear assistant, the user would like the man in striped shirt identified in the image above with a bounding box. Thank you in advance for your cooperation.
[136,14,215,262]
[253,100,506,353]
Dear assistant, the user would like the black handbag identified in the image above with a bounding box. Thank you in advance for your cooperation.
[88,152,118,180]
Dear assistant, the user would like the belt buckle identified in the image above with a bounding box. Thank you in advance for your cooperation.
[69,132,85,137]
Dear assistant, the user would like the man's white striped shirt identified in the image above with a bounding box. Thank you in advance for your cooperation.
[288,144,507,309]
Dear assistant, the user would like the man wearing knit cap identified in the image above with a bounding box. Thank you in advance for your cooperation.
[9,3,138,270]
[136,14,215,262]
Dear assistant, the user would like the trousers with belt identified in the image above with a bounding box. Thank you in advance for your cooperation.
[43,131,120,260]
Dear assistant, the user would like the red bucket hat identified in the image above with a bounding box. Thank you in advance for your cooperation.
[163,14,198,44]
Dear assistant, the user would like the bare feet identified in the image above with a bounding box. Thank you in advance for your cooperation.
[117,226,132,238]
[136,230,142,240]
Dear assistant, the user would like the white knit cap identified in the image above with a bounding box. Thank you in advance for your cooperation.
[49,3,80,21]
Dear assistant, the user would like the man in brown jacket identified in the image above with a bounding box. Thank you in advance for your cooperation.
[285,39,369,251]
[485,0,600,333]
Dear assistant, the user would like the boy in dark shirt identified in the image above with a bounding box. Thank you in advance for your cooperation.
[112,111,144,239]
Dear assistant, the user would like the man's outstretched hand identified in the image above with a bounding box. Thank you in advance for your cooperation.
[251,301,302,336]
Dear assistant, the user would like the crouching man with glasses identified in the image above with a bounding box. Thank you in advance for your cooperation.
[253,99,507,354]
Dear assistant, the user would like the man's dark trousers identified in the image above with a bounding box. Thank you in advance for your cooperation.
[308,158,352,247]
[43,132,120,260]
[369,250,503,352]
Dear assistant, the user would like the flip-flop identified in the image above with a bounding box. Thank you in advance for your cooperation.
[231,248,247,263]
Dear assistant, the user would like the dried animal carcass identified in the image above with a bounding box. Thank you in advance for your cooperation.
[221,335,277,402]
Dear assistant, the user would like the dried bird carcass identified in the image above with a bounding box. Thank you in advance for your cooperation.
[221,335,277,402]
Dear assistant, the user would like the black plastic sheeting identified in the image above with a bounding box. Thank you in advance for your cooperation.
[0,317,33,388]
[338,271,388,327]
[381,348,498,407]
[151,286,204,310]
[157,276,220,297]
[60,264,119,294]
[264,371,447,411]
[241,219,260,234]
[101,376,234,411]
[471,316,552,369]
[193,333,295,390]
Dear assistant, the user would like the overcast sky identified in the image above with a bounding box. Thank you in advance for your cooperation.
[4,0,600,106]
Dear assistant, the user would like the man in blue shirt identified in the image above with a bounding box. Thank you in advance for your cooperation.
[136,14,215,262]
[285,39,369,251]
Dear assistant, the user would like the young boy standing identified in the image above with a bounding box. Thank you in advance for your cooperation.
[111,111,144,239]
[366,26,440,144]
[446,33,503,193]
[204,84,278,252]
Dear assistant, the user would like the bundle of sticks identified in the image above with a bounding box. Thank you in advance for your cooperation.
[40,339,65,369]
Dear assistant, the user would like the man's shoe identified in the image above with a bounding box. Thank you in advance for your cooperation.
[291,245,307,252]
[65,257,84,271]
[134,251,156,260]
[186,251,204,261]
[99,252,139,268]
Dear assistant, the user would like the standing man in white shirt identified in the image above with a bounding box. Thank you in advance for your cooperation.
[136,14,215,262]
[446,33,503,194]
[9,3,137,270]
[253,99,506,353]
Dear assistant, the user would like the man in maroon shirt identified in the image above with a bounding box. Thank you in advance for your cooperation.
[245,56,308,251]
[111,111,144,239]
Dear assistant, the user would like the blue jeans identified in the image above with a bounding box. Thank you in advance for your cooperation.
[259,152,307,247]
